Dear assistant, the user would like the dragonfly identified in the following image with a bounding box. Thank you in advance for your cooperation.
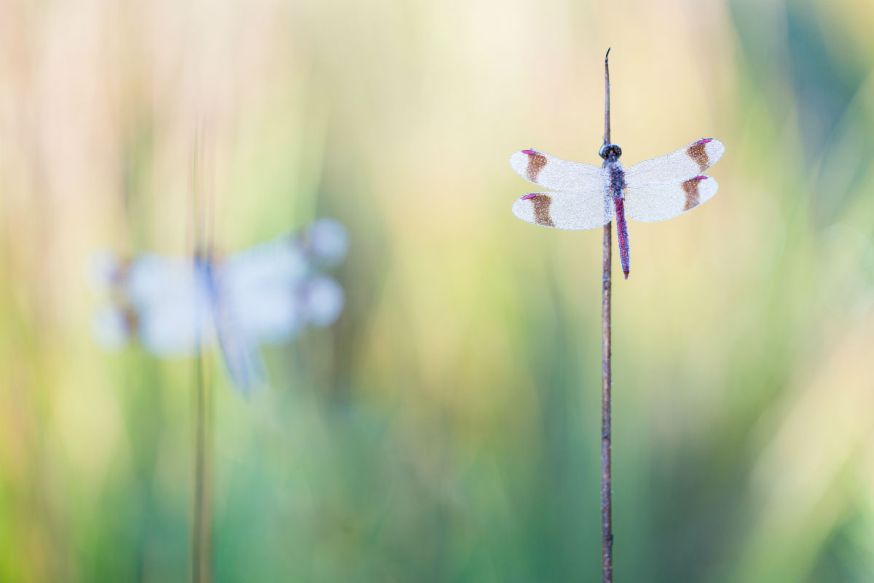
[509,138,724,278]
[509,50,724,280]
[92,219,348,392]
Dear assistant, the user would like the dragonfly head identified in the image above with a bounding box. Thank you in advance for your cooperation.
[599,143,622,161]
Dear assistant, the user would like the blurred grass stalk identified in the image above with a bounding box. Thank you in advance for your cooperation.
[191,126,214,583]
[192,349,214,583]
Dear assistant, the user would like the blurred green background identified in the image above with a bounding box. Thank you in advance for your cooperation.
[2,0,874,581]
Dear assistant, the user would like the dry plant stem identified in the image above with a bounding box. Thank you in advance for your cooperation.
[193,350,213,583]
[600,222,613,583]
[601,47,614,583]
[191,125,214,583]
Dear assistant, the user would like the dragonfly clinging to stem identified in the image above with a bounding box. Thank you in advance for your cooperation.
[508,49,725,583]
[509,50,725,278]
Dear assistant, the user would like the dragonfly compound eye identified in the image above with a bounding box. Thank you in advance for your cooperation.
[599,144,622,160]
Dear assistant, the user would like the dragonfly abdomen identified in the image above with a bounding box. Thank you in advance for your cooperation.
[607,162,631,278]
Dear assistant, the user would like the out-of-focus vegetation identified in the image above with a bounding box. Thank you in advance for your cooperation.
[1,0,873,581]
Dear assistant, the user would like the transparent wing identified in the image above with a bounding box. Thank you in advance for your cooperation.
[625,176,719,222]
[512,189,612,230]
[625,138,724,183]
[220,223,350,344]
[301,276,344,327]
[223,236,309,289]
[126,255,199,306]
[213,299,266,394]
[220,239,309,344]
[509,149,604,191]
[302,219,348,266]
[222,278,305,344]
[124,255,213,355]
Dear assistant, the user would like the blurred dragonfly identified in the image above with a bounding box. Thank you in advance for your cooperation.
[91,219,348,392]
[510,138,725,278]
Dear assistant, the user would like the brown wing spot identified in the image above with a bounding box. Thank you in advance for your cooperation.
[523,150,548,182]
[122,305,140,336]
[686,142,710,173]
[523,193,555,226]
[682,177,705,210]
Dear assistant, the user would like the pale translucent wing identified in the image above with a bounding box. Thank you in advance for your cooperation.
[219,271,346,343]
[126,255,198,306]
[220,240,308,344]
[303,219,349,266]
[509,149,603,191]
[131,254,269,393]
[213,299,266,393]
[222,278,305,344]
[625,176,719,222]
[223,237,309,289]
[124,255,212,355]
[220,224,349,344]
[512,189,612,230]
[223,220,348,289]
[302,276,344,327]
[136,293,212,355]
[625,138,725,183]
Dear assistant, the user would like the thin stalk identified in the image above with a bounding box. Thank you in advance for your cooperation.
[191,125,213,583]
[192,350,213,583]
[601,48,614,583]
[603,48,611,146]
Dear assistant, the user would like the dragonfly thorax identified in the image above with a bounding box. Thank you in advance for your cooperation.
[599,143,622,161]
